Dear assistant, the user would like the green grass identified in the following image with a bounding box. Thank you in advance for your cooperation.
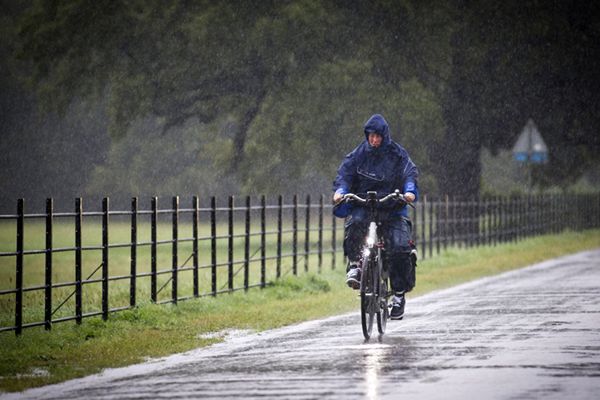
[0,229,598,393]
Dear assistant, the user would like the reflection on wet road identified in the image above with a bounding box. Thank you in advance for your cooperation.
[5,250,600,399]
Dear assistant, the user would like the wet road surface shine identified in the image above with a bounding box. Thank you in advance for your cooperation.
[5,250,600,399]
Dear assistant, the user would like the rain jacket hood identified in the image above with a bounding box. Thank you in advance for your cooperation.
[363,114,393,147]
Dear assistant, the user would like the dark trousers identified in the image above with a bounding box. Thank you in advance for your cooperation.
[344,208,415,294]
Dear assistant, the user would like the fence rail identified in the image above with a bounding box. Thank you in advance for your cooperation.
[0,193,598,334]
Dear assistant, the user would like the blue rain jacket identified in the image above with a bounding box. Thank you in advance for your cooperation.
[333,114,419,218]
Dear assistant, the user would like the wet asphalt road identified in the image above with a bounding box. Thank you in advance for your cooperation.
[4,249,600,400]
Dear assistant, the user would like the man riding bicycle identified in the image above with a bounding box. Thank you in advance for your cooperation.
[333,113,419,320]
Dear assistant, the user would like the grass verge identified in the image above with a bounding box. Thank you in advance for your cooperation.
[1,229,598,393]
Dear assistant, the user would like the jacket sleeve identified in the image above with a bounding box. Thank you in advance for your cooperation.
[332,151,357,195]
[401,155,419,201]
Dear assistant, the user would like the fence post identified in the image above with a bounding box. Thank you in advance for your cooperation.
[487,196,493,246]
[548,194,553,234]
[490,196,496,246]
[443,195,449,250]
[130,197,137,308]
[538,194,543,236]
[589,194,592,229]
[462,197,468,248]
[475,196,481,247]
[514,195,520,242]
[477,196,482,246]
[552,194,561,234]
[542,195,548,235]
[498,195,503,245]
[261,195,266,287]
[515,195,520,241]
[497,196,502,243]
[523,195,529,239]
[524,195,529,240]
[468,198,473,247]
[421,195,426,259]
[305,195,310,272]
[45,198,53,330]
[332,209,337,270]
[193,196,199,297]
[588,194,593,230]
[172,196,179,304]
[151,197,157,302]
[293,194,298,275]
[102,197,109,321]
[506,195,519,239]
[493,196,498,244]
[435,198,441,255]
[459,195,464,247]
[244,196,250,291]
[503,195,508,243]
[524,194,530,239]
[597,192,600,230]
[413,197,419,250]
[486,196,491,245]
[228,195,234,292]
[596,193,599,229]
[539,194,545,234]
[450,195,456,247]
[563,193,568,232]
[318,194,323,272]
[429,196,434,257]
[461,196,465,246]
[277,195,282,279]
[532,194,536,238]
[571,194,576,231]
[75,198,83,323]
[487,196,492,245]
[15,199,24,335]
[481,196,487,246]
[463,197,469,247]
[505,196,510,243]
[468,197,473,247]
[466,197,472,248]
[501,196,506,243]
[210,196,217,296]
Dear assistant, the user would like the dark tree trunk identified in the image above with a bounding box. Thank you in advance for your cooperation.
[436,3,482,199]
[435,10,483,243]
[230,89,267,173]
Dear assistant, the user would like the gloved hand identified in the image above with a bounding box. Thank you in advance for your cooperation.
[333,192,344,203]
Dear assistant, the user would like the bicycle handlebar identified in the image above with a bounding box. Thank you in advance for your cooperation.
[342,190,415,208]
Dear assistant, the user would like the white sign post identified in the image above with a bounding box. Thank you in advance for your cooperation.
[512,119,548,191]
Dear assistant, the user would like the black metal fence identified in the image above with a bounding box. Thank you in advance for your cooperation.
[0,193,598,335]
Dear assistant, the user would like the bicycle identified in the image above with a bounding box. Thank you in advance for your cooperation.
[339,190,410,340]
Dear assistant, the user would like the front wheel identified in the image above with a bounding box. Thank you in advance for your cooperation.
[376,252,389,334]
[360,256,376,340]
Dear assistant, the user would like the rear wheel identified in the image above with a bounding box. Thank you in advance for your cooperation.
[360,256,376,340]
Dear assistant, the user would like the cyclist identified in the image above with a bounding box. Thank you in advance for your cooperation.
[333,113,418,320]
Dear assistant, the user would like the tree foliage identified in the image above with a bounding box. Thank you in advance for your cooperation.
[5,0,600,204]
